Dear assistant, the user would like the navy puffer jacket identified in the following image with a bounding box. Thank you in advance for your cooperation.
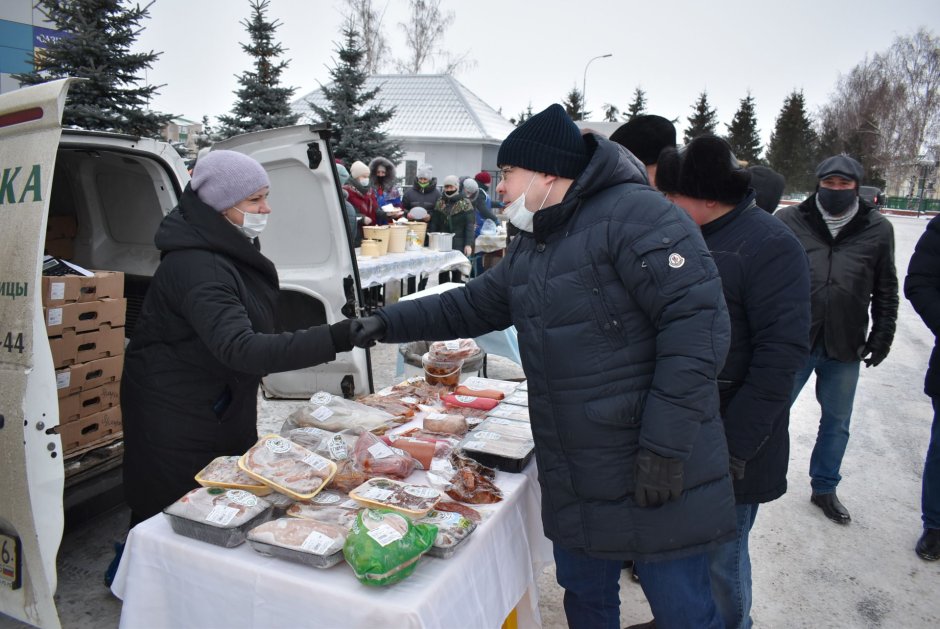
[377,135,736,561]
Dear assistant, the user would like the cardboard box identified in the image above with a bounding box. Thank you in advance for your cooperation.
[56,406,122,454]
[55,354,124,398]
[41,270,124,307]
[58,381,121,423]
[48,325,125,369]
[46,215,78,239]
[44,298,126,336]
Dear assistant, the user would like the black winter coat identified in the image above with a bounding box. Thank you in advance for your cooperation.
[401,178,441,214]
[905,214,940,397]
[776,196,898,362]
[122,185,339,520]
[377,135,736,561]
[703,195,811,504]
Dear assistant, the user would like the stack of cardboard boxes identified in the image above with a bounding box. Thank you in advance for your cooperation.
[43,270,126,456]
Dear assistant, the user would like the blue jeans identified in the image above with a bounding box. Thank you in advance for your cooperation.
[708,503,759,629]
[553,544,723,629]
[791,343,860,493]
[924,398,940,529]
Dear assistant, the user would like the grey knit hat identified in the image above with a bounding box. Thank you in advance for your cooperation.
[191,150,270,212]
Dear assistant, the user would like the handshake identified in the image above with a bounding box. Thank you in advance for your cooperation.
[329,316,388,353]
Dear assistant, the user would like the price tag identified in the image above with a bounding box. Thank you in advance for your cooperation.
[46,308,62,326]
[444,341,460,350]
[205,505,239,526]
[302,453,330,471]
[301,530,339,555]
[473,431,502,441]
[49,282,65,301]
[367,523,404,547]
[0,533,22,590]
[360,486,394,502]
[311,406,334,422]
[368,442,395,460]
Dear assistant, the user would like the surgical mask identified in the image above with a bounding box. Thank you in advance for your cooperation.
[229,206,268,238]
[358,177,370,187]
[506,175,553,232]
[817,187,857,215]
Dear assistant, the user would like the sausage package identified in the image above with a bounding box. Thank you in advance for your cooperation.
[163,487,273,548]
[343,508,438,586]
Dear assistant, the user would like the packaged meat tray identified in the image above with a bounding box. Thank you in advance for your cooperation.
[349,477,443,517]
[458,431,535,473]
[343,508,438,586]
[287,391,397,433]
[442,393,499,412]
[416,507,478,559]
[454,376,519,400]
[500,390,530,407]
[194,456,272,495]
[287,490,362,529]
[163,487,273,548]
[238,434,338,501]
[247,517,347,569]
[487,403,530,423]
[263,491,296,516]
[472,417,533,441]
[428,338,480,361]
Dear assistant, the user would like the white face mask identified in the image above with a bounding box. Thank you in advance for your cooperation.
[229,206,268,238]
[358,177,371,187]
[506,175,553,233]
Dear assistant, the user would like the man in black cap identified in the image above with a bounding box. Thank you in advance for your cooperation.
[350,104,735,628]
[776,154,898,525]
[609,114,677,186]
[647,135,811,629]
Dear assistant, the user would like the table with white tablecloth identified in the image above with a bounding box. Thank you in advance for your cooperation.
[356,249,472,290]
[111,459,552,629]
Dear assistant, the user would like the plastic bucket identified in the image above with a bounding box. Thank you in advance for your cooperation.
[422,352,464,387]
[428,232,455,252]
[360,239,382,257]
[362,226,390,255]
[387,224,408,253]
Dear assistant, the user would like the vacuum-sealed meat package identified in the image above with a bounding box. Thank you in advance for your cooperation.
[442,393,499,412]
[423,411,469,437]
[287,489,362,529]
[287,391,398,433]
[428,339,480,362]
[239,434,337,500]
[194,456,272,495]
[416,507,478,558]
[343,508,438,586]
[248,517,347,568]
[163,487,273,547]
[353,430,417,479]
[349,478,443,517]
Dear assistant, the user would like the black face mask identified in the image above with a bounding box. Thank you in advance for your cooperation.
[817,187,857,215]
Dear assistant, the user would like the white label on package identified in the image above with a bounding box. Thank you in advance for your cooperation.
[265,438,292,454]
[360,486,395,502]
[50,282,65,301]
[422,511,462,526]
[301,530,338,555]
[296,427,327,437]
[311,406,334,422]
[473,431,502,441]
[404,485,440,499]
[367,441,395,460]
[427,412,448,420]
[341,499,362,509]
[455,395,478,403]
[328,435,348,460]
[367,523,404,547]
[487,417,514,425]
[310,391,333,405]
[205,505,239,526]
[313,492,342,505]
[444,341,461,350]
[400,396,418,404]
[302,453,330,471]
[46,308,63,326]
[226,489,259,507]
[56,371,70,390]
[463,440,486,451]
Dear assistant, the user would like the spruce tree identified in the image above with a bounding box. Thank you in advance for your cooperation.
[13,0,172,137]
[510,104,534,127]
[217,0,300,138]
[562,87,588,121]
[309,28,401,164]
[684,91,719,142]
[725,92,762,165]
[767,90,819,194]
[625,87,647,121]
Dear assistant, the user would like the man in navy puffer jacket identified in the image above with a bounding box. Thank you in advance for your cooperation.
[350,105,735,629]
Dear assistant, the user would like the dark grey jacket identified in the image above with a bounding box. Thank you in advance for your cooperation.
[905,214,940,397]
[377,135,736,561]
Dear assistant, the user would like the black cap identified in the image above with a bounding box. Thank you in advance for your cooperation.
[748,165,786,213]
[497,104,589,179]
[656,135,751,205]
[609,115,677,165]
[815,154,864,184]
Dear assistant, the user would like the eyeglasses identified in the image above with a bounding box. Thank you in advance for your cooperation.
[498,167,514,183]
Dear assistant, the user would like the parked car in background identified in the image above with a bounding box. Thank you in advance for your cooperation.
[859,185,886,209]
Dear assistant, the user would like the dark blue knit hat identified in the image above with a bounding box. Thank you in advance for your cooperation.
[497,104,588,179]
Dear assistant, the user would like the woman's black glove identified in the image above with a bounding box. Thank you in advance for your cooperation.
[329,319,355,353]
[350,315,387,348]
[634,449,684,507]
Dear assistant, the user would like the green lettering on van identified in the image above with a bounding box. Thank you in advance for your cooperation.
[19,165,42,203]
[0,167,22,204]
[0,165,42,204]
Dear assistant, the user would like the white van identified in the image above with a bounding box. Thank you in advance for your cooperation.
[0,79,370,628]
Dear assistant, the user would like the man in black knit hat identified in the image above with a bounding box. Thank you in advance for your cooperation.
[610,114,677,186]
[350,104,735,628]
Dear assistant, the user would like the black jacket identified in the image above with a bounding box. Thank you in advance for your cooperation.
[401,178,441,214]
[905,214,940,397]
[377,135,735,561]
[122,185,339,520]
[703,195,811,504]
[776,196,898,362]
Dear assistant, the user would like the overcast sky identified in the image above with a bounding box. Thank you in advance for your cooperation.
[133,0,936,147]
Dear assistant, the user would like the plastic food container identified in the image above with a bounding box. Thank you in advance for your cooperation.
[360,239,383,257]
[427,232,454,252]
[287,490,362,529]
[349,477,442,518]
[487,403,530,423]
[406,221,427,245]
[416,508,478,559]
[362,226,391,254]
[238,434,338,501]
[163,487,274,548]
[501,390,529,407]
[458,429,535,473]
[194,456,272,496]
[473,416,533,441]
[422,352,463,388]
[387,224,408,253]
[247,517,347,568]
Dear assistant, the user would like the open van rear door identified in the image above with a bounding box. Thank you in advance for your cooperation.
[0,79,72,629]
[213,126,372,398]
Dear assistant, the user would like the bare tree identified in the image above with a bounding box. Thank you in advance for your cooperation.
[395,0,472,74]
[343,0,390,74]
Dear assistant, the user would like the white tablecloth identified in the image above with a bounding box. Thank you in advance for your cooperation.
[111,461,552,629]
[356,249,472,289]
[474,232,507,253]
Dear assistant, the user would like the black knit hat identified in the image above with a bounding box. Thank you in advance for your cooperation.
[748,165,786,213]
[815,154,864,184]
[497,104,589,179]
[609,115,677,165]
[656,135,751,205]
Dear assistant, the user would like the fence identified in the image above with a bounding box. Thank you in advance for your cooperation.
[886,196,940,213]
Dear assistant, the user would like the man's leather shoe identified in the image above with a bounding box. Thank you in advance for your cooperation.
[915,528,940,561]
[624,621,655,629]
[810,492,851,524]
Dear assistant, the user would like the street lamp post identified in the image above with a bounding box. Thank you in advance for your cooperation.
[582,53,612,121]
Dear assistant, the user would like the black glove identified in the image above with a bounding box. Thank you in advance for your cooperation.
[729,456,747,481]
[862,342,888,368]
[328,319,354,353]
[634,449,684,508]
[349,315,387,348]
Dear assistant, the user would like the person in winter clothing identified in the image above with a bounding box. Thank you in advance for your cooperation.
[465,177,500,277]
[348,104,735,629]
[748,164,786,214]
[904,215,940,561]
[610,114,677,186]
[121,150,355,524]
[369,156,403,212]
[334,162,362,247]
[401,163,440,292]
[655,136,811,629]
[776,154,899,525]
[430,175,475,284]
[344,160,383,226]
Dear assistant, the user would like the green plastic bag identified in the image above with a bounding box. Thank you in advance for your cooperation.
[343,508,438,586]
